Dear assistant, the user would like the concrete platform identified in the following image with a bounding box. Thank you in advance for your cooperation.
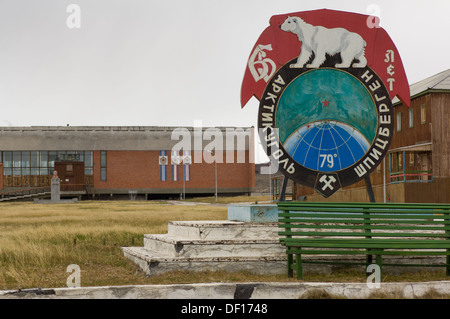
[143,235,283,258]
[227,204,280,222]
[123,247,286,276]
[122,220,287,276]
[167,220,279,239]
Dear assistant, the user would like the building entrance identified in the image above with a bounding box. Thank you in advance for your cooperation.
[54,161,85,191]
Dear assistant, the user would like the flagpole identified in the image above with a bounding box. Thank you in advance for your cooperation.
[215,159,218,202]
[183,163,186,200]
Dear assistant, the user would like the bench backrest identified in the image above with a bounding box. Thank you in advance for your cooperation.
[278,202,450,241]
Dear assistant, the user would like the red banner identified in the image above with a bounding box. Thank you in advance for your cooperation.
[241,9,410,108]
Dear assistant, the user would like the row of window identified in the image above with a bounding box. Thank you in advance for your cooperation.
[0,151,94,176]
[396,104,427,132]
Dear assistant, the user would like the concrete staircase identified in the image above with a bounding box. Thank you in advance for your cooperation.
[0,189,51,202]
[122,220,287,276]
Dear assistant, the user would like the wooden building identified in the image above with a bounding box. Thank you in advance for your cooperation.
[0,126,255,200]
[292,69,450,203]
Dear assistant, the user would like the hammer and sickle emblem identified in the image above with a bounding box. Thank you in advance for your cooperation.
[319,175,337,191]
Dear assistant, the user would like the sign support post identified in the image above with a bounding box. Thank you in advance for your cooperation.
[365,176,376,203]
[278,176,289,202]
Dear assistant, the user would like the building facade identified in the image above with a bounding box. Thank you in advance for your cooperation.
[0,126,255,199]
[292,69,450,203]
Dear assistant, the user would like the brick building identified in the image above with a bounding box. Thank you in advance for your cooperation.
[0,126,255,199]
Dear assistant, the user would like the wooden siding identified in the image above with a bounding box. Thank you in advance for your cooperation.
[431,93,450,177]
[391,94,432,149]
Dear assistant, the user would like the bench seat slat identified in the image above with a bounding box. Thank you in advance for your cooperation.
[278,212,450,220]
[278,202,450,209]
[279,206,449,211]
[281,238,450,249]
[279,208,450,217]
[286,249,450,256]
[278,231,449,238]
[278,218,450,225]
[278,222,449,232]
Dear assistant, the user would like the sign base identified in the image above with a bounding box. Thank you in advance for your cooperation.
[227,204,279,223]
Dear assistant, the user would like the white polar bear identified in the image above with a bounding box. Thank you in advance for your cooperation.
[280,16,367,68]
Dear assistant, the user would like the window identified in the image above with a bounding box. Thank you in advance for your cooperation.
[3,152,12,175]
[21,151,31,176]
[40,151,48,175]
[31,151,39,175]
[84,151,93,175]
[12,152,21,176]
[420,104,426,124]
[4,152,11,167]
[22,152,30,168]
[13,151,21,168]
[409,153,415,166]
[398,153,403,171]
[100,151,107,181]
[48,152,57,171]
[409,108,414,128]
[397,112,402,132]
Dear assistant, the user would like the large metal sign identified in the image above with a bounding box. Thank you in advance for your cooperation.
[241,9,410,197]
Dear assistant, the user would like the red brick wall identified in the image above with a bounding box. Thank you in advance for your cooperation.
[93,150,254,192]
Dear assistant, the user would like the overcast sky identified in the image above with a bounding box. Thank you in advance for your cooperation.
[0,0,448,137]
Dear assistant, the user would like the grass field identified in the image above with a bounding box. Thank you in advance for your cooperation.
[1,198,450,294]
[0,199,230,289]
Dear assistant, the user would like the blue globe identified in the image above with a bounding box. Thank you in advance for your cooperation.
[275,68,378,173]
[283,120,370,172]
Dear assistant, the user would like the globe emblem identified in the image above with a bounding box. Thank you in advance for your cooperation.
[283,120,370,172]
[276,68,378,173]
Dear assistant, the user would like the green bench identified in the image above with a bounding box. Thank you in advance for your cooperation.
[277,202,450,280]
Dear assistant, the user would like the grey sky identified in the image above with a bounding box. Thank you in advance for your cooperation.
[0,0,448,138]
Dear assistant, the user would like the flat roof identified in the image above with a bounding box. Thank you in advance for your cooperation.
[0,125,252,132]
[0,126,254,151]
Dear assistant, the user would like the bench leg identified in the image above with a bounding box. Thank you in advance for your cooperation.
[446,253,450,276]
[376,254,383,281]
[366,250,373,275]
[287,254,293,278]
[296,254,303,280]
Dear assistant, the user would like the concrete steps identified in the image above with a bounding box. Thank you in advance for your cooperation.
[167,220,279,240]
[0,192,50,202]
[122,220,287,276]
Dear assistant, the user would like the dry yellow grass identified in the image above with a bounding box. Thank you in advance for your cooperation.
[0,200,227,289]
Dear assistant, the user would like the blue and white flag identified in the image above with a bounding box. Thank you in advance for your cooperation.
[171,150,180,181]
[159,151,168,181]
[183,150,191,182]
